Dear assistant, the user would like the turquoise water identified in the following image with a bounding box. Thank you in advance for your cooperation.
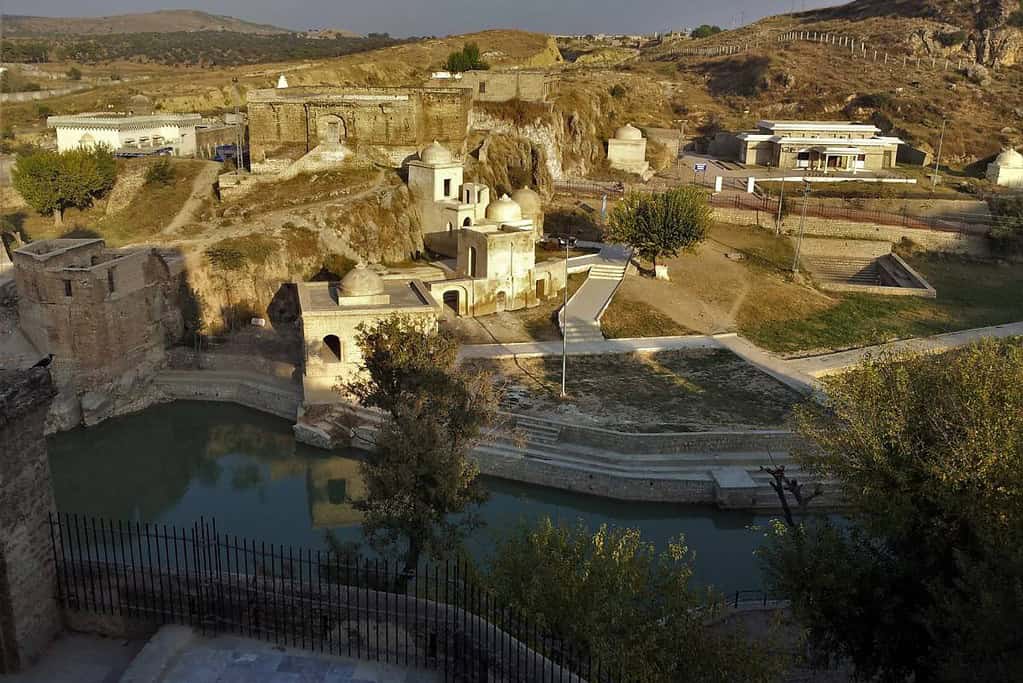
[48,401,783,593]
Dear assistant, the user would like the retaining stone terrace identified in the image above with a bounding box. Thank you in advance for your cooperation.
[0,368,60,673]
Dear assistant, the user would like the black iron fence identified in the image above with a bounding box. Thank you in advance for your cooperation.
[50,513,624,682]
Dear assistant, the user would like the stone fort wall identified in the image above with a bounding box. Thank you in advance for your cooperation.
[247,87,472,171]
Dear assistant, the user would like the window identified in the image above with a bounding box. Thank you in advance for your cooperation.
[479,81,487,94]
[326,479,348,504]
[443,178,452,197]
[857,154,866,161]
[107,268,116,294]
[322,335,342,362]
[796,151,811,161]
[63,280,72,297]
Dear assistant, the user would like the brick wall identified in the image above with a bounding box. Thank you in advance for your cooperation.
[0,369,59,673]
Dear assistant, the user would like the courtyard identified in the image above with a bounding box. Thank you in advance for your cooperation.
[465,348,804,432]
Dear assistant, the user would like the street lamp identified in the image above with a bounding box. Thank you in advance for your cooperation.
[791,181,811,274]
[932,118,946,192]
[561,237,569,398]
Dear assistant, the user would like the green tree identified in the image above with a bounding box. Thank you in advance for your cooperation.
[760,341,1023,682]
[12,146,117,227]
[444,42,489,72]
[346,316,499,572]
[988,194,1023,256]
[606,186,711,271]
[489,519,783,682]
[66,66,82,80]
[691,25,723,39]
[144,157,176,186]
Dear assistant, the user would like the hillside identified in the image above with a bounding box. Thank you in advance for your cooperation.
[2,10,290,36]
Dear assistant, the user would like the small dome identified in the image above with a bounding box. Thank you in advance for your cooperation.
[276,73,289,89]
[614,123,643,141]
[485,194,523,222]
[340,263,384,297]
[994,148,1023,169]
[419,140,453,165]
[510,187,542,215]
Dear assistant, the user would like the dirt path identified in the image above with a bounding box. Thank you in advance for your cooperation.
[163,161,221,235]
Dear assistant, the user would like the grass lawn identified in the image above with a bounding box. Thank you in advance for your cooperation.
[600,291,691,338]
[744,253,1023,354]
[468,348,803,431]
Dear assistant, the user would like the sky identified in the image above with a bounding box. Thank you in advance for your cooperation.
[2,0,851,37]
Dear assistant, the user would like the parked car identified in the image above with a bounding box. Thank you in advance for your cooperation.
[540,235,578,250]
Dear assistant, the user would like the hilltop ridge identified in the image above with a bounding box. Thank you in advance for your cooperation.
[2,10,293,36]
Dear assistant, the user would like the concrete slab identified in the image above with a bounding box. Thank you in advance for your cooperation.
[0,632,145,683]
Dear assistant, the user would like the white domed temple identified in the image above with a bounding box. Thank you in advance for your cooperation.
[987,148,1023,188]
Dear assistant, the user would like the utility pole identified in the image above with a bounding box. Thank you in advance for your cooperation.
[932,118,946,192]
[791,182,811,274]
[776,176,786,235]
[561,238,569,398]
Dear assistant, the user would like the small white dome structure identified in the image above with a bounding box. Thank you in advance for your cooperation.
[276,73,289,89]
[419,141,453,165]
[987,147,1023,188]
[614,123,644,141]
[340,263,385,297]
[510,187,541,215]
[485,194,523,223]
[994,148,1023,169]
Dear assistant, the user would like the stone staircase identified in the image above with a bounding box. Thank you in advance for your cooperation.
[587,263,627,281]
[805,256,882,286]
[513,415,562,446]
[562,319,605,343]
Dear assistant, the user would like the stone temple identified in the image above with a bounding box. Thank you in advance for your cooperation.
[607,123,651,179]
[986,148,1023,188]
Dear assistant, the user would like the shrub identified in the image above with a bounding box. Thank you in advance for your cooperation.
[144,158,175,186]
[66,66,82,80]
[609,84,628,98]
[937,30,968,47]
[690,25,722,39]
[444,42,488,72]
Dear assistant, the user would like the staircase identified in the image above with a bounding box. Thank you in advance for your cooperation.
[805,256,882,286]
[587,263,627,281]
[513,416,562,446]
[562,319,605,343]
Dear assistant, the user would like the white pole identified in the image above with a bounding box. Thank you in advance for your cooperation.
[792,182,810,274]
[561,239,568,397]
[932,118,946,192]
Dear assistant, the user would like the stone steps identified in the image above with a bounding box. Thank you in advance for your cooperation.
[806,257,882,285]
[588,264,627,280]
[562,320,604,342]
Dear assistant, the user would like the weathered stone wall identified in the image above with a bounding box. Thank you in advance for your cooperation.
[247,87,472,171]
[713,206,993,256]
[0,369,59,673]
[557,423,801,455]
[458,71,551,103]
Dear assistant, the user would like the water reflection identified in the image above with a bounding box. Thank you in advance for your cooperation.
[48,401,784,592]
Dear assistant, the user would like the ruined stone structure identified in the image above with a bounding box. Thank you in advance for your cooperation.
[0,368,59,673]
[427,70,555,103]
[11,239,185,429]
[296,265,440,404]
[986,148,1023,188]
[607,123,650,177]
[246,86,472,173]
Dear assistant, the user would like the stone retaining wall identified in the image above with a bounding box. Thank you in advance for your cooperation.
[154,372,300,421]
[166,349,299,381]
[555,422,800,454]
[713,206,992,256]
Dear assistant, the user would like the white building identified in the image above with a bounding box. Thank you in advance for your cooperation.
[47,112,203,156]
[734,121,904,172]
[607,123,650,178]
[986,148,1023,188]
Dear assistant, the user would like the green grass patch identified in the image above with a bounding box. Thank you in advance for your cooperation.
[743,254,1023,353]
[205,234,279,271]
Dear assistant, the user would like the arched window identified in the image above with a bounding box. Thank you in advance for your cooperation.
[446,222,453,232]
[467,246,478,278]
[463,217,472,227]
[322,335,342,363]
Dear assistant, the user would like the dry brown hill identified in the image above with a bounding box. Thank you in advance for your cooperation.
[2,10,291,36]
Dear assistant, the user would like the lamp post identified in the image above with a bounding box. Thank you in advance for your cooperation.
[561,238,569,398]
[791,181,811,274]
[776,174,786,236]
[932,118,946,192]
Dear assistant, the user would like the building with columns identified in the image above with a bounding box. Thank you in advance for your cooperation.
[48,112,202,156]
[734,120,904,172]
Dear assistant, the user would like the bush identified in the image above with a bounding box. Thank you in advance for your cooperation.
[690,25,722,39]
[609,84,628,98]
[444,42,488,72]
[66,66,82,80]
[144,158,176,186]
[937,30,968,47]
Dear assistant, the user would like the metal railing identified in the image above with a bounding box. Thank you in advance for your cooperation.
[49,513,625,682]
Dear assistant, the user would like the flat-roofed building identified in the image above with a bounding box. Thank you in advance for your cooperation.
[734,120,904,172]
[47,112,202,157]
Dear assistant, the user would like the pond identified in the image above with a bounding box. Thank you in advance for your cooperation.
[48,401,789,594]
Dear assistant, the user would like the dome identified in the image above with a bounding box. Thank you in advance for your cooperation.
[614,123,643,141]
[510,187,541,215]
[340,263,384,297]
[994,148,1023,169]
[485,194,523,223]
[419,140,453,165]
